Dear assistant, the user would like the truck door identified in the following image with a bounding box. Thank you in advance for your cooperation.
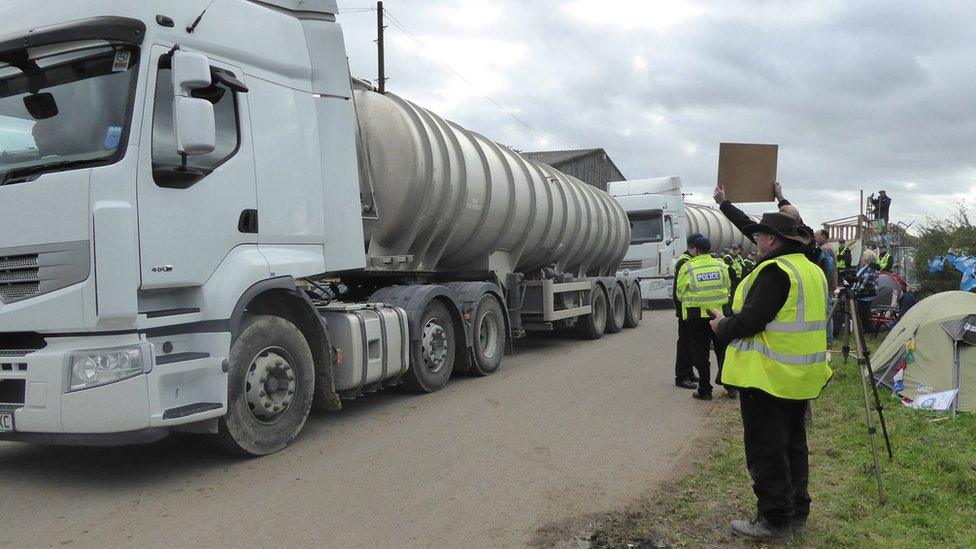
[660,215,675,277]
[136,46,258,288]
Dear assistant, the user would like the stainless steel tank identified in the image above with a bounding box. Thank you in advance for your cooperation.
[684,203,757,252]
[353,83,629,277]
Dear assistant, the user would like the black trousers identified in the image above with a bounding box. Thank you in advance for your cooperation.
[739,389,811,527]
[675,317,694,382]
[686,318,726,394]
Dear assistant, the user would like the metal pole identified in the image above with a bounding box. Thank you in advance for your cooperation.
[377,1,386,94]
[847,294,886,505]
[954,343,961,418]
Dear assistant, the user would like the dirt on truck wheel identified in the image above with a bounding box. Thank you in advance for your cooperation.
[579,286,608,340]
[401,300,457,393]
[606,283,626,334]
[462,294,505,376]
[213,315,315,456]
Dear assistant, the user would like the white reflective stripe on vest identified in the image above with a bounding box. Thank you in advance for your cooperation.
[729,338,828,365]
[766,319,829,332]
[682,295,724,304]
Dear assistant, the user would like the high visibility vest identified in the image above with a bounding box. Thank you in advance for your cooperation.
[879,252,891,270]
[721,253,833,400]
[723,254,744,279]
[837,246,849,270]
[676,254,730,320]
[743,258,756,274]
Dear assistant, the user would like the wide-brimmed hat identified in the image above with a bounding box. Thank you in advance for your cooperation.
[741,212,812,245]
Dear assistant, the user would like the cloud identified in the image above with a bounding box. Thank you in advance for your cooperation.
[340,0,976,230]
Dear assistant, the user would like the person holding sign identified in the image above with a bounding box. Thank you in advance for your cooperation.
[708,212,832,542]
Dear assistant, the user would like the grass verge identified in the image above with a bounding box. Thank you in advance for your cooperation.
[588,344,976,547]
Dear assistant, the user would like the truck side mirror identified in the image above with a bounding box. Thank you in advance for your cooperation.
[171,51,216,156]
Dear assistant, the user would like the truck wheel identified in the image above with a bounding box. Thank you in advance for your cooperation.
[624,284,642,328]
[401,300,457,393]
[464,294,506,376]
[213,315,315,456]
[606,284,626,334]
[579,286,607,340]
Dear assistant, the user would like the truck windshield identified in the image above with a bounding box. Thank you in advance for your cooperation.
[629,211,664,244]
[0,43,139,185]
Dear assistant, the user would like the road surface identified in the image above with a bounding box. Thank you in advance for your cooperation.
[0,309,711,548]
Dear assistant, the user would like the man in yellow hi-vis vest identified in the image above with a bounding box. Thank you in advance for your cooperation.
[676,235,732,400]
[708,212,832,542]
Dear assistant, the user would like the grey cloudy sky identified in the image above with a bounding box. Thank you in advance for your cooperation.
[338,0,975,230]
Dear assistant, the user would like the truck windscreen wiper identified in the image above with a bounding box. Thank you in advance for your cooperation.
[0,160,80,186]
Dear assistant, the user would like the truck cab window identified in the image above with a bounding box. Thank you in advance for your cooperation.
[629,211,664,244]
[0,44,139,185]
[151,58,240,187]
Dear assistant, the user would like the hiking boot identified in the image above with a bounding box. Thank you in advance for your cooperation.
[675,379,698,390]
[692,391,712,401]
[790,517,807,536]
[730,516,792,542]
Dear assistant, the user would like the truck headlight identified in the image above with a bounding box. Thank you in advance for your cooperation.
[66,345,150,392]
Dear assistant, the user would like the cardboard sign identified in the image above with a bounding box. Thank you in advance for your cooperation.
[718,143,778,203]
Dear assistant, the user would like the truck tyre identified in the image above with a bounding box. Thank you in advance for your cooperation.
[401,300,457,393]
[606,284,626,334]
[579,286,607,340]
[624,284,642,328]
[464,294,505,376]
[213,315,314,457]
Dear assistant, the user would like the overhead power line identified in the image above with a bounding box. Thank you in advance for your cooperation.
[380,8,564,148]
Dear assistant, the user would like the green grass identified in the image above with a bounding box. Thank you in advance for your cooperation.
[596,343,976,547]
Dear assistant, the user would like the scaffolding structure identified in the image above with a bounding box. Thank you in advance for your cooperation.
[821,190,915,283]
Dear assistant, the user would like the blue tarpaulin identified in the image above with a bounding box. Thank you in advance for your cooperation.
[927,254,976,291]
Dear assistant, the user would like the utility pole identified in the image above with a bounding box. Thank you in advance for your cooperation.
[377,1,386,93]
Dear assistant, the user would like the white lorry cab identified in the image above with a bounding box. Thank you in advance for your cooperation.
[0,0,642,454]
[609,177,686,303]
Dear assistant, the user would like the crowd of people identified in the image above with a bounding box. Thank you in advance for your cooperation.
[668,182,901,542]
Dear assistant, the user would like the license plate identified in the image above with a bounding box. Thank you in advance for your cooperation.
[0,412,13,433]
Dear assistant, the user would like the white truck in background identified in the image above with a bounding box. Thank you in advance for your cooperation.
[611,176,757,305]
[610,177,686,302]
[0,0,642,455]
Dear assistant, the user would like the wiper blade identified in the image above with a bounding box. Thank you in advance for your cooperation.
[0,160,78,186]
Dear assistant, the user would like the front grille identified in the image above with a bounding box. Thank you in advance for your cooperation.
[0,254,40,303]
[620,259,644,270]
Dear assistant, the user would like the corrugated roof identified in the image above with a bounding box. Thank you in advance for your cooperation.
[521,148,603,166]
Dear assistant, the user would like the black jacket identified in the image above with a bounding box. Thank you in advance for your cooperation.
[715,241,809,343]
[719,199,820,263]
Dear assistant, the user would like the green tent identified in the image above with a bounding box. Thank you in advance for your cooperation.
[872,291,976,411]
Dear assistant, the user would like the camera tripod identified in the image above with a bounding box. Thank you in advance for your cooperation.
[828,290,894,505]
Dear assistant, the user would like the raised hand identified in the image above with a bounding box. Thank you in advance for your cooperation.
[713,185,727,204]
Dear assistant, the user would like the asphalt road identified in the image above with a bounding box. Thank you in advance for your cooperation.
[0,309,710,548]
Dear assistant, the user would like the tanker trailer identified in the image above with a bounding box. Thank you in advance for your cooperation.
[311,80,642,397]
[684,203,757,253]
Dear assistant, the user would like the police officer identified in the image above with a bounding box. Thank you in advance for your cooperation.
[743,251,758,276]
[723,244,746,294]
[676,235,732,400]
[708,212,833,541]
[672,235,702,389]
[878,246,892,272]
[836,239,852,273]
